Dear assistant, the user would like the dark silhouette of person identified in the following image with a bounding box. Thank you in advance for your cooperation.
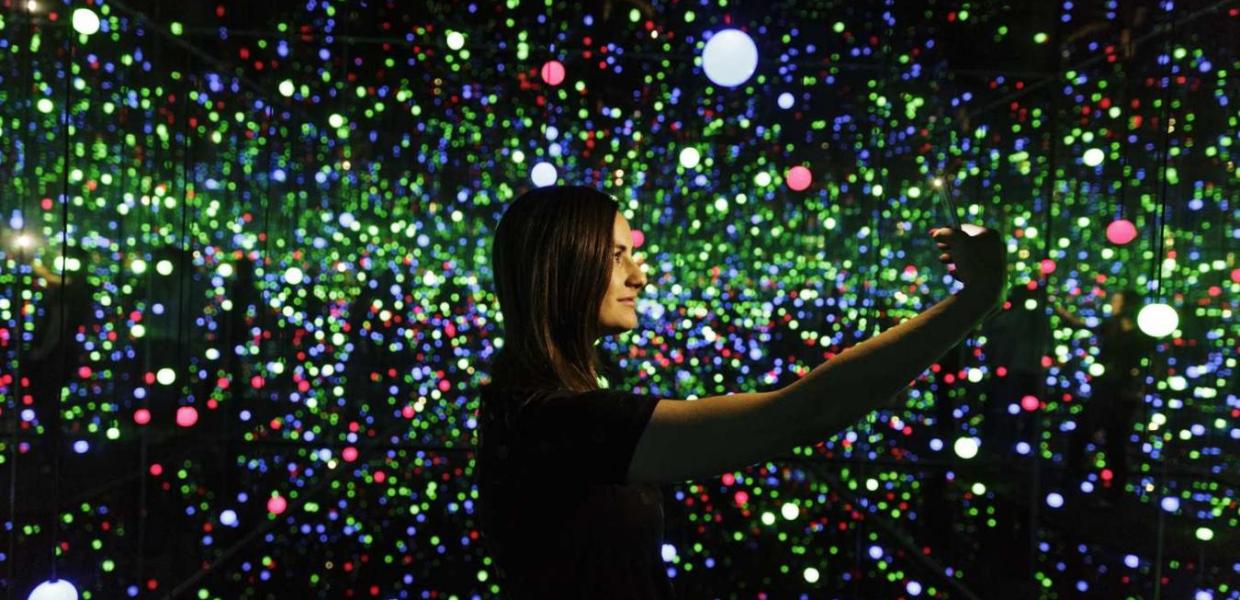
[1055,289,1156,503]
[27,244,94,425]
[980,282,1052,454]
[135,245,206,433]
[345,267,397,423]
[19,243,94,590]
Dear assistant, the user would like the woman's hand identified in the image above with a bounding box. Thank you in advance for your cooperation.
[931,225,1008,311]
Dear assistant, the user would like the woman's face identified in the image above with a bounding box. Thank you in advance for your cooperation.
[597,212,648,338]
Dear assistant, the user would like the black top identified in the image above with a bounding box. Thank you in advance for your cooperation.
[476,383,677,599]
[1095,318,1155,396]
[982,301,1051,374]
[30,277,92,377]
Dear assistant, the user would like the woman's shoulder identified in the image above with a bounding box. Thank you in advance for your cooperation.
[481,382,566,403]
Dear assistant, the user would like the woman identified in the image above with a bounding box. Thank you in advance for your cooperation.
[1054,289,1154,503]
[979,282,1052,453]
[28,246,94,423]
[475,185,1007,598]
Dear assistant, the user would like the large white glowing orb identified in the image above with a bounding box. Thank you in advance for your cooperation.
[702,29,758,87]
[531,162,557,187]
[1137,303,1178,338]
[71,9,99,36]
[27,579,78,600]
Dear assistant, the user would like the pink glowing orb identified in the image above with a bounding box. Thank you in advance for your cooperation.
[175,405,198,427]
[133,408,151,425]
[267,494,287,515]
[540,60,565,86]
[1231,268,1240,284]
[1021,395,1040,412]
[786,166,812,191]
[1039,259,1056,275]
[342,446,359,462]
[630,229,645,249]
[1106,219,1137,245]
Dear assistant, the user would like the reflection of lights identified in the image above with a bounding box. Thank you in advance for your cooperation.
[15,234,35,249]
[25,1,39,13]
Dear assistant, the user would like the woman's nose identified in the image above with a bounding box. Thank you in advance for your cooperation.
[630,261,647,287]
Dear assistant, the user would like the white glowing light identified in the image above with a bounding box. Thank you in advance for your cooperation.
[531,162,557,187]
[71,8,100,36]
[156,368,176,386]
[284,266,305,286]
[27,579,78,600]
[661,543,677,562]
[953,436,979,459]
[678,147,701,169]
[702,29,758,87]
[1082,148,1105,167]
[780,502,799,520]
[1137,303,1178,338]
[446,31,465,51]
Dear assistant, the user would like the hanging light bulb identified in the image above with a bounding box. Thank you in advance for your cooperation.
[27,579,78,600]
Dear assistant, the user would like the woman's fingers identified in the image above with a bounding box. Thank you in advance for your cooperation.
[939,253,952,262]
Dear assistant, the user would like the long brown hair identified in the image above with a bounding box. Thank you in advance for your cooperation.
[486,185,620,394]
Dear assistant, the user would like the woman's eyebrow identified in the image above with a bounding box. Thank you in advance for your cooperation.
[614,244,628,251]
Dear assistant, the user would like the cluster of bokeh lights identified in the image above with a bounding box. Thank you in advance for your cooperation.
[0,0,1236,598]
